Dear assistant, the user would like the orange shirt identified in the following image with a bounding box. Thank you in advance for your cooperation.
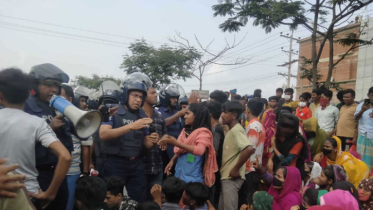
[296,106,312,121]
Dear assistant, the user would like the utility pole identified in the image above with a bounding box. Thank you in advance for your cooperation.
[279,31,300,88]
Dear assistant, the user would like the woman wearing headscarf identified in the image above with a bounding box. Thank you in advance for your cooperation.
[303,162,322,191]
[159,103,218,187]
[319,189,359,210]
[316,137,369,187]
[268,113,309,178]
[330,181,361,209]
[240,191,273,210]
[313,165,347,191]
[267,166,303,210]
[303,118,329,159]
[358,179,373,210]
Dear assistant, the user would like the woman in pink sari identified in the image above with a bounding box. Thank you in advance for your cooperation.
[319,189,359,210]
[159,103,218,187]
[268,166,303,210]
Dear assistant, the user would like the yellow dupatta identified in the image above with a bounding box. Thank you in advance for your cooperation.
[325,136,369,187]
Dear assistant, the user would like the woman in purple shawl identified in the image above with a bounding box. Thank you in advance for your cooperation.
[268,166,302,210]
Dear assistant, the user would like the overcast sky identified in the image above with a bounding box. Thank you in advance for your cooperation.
[1,0,371,98]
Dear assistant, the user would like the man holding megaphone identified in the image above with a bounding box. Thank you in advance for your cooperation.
[99,73,157,204]
[24,63,73,210]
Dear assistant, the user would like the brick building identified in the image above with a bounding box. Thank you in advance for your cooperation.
[295,22,361,102]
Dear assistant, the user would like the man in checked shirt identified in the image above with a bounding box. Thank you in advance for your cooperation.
[142,85,167,201]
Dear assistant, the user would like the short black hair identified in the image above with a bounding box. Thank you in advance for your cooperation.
[209,90,228,104]
[322,89,333,100]
[268,96,279,102]
[163,177,186,204]
[75,176,107,210]
[302,92,312,100]
[312,88,322,96]
[184,182,209,207]
[222,100,244,118]
[136,202,160,210]
[61,84,74,99]
[0,68,31,104]
[253,89,262,98]
[106,176,124,196]
[369,86,373,94]
[233,94,241,101]
[343,89,355,97]
[208,101,222,120]
[284,88,294,94]
[276,88,284,93]
[336,90,345,102]
[247,99,264,117]
[299,93,311,101]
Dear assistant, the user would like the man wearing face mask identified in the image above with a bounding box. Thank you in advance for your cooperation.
[315,89,339,137]
[282,88,299,111]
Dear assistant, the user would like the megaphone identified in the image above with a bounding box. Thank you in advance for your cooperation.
[50,95,102,139]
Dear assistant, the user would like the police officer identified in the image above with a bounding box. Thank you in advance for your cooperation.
[25,63,73,210]
[93,81,121,176]
[158,84,186,162]
[99,73,157,203]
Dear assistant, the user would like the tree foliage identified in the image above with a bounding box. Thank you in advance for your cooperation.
[212,0,308,33]
[213,0,373,89]
[71,74,121,90]
[120,39,202,88]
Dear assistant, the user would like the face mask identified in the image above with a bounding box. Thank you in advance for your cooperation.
[272,176,284,187]
[358,189,371,201]
[284,95,291,100]
[320,98,329,109]
[322,148,333,156]
[299,102,307,107]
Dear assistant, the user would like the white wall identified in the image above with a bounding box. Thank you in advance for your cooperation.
[355,17,373,101]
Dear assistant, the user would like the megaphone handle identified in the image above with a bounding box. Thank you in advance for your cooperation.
[100,105,110,122]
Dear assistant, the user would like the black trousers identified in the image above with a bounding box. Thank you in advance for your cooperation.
[338,136,353,151]
[36,170,69,210]
[238,172,261,207]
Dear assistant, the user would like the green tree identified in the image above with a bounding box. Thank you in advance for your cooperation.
[71,74,121,90]
[120,39,202,88]
[212,0,373,89]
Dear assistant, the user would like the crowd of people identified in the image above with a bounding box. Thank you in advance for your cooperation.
[0,64,373,210]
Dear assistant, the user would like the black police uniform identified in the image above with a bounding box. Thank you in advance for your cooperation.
[100,104,147,203]
[25,95,73,210]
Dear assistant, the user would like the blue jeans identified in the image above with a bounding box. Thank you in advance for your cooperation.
[102,156,146,203]
[66,174,80,210]
[146,171,163,201]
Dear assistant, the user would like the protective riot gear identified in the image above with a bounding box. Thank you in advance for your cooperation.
[73,86,92,108]
[159,84,180,107]
[119,72,152,107]
[29,63,69,95]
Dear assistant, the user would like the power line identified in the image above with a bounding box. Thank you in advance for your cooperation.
[0,14,168,45]
[205,42,289,72]
[204,53,285,76]
[0,21,130,46]
[0,25,127,48]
